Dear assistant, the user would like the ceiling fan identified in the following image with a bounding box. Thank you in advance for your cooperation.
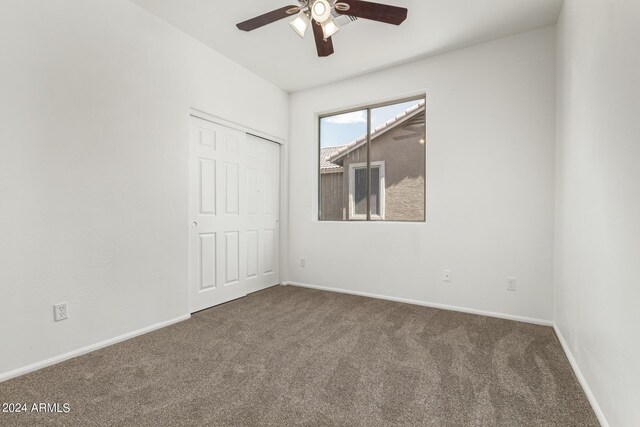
[236,0,408,57]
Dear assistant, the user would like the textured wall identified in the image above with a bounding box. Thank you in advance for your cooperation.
[370,114,426,222]
[320,172,345,220]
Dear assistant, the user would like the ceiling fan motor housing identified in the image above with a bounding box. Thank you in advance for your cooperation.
[311,0,332,23]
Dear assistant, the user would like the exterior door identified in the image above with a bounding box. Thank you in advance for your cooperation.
[189,117,280,312]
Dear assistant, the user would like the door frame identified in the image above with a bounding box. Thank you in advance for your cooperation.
[188,108,288,312]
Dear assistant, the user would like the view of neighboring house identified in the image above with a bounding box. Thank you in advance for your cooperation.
[320,100,426,221]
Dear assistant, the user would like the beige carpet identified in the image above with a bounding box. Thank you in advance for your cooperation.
[0,285,598,426]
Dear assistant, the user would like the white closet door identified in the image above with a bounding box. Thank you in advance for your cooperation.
[245,134,280,294]
[189,117,280,313]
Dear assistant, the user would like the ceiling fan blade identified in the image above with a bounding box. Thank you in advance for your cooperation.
[312,19,334,57]
[335,0,407,25]
[236,5,300,31]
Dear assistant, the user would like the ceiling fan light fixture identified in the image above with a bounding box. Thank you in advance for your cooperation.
[290,14,310,38]
[321,18,340,39]
[311,0,331,23]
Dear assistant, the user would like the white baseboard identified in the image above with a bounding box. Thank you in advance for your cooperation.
[0,314,191,383]
[284,281,553,326]
[553,324,609,427]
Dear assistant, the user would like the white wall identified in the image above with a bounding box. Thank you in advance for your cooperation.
[0,0,288,377]
[288,27,556,322]
[555,1,640,425]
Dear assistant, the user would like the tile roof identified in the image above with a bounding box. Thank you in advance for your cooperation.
[320,145,346,170]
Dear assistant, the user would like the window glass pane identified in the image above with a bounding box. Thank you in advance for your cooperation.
[370,99,425,221]
[319,109,367,221]
[370,167,380,216]
[354,168,367,216]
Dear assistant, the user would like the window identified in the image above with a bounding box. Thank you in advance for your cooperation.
[319,96,426,222]
[349,162,385,220]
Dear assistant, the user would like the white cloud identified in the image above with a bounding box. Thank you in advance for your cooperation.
[324,110,366,124]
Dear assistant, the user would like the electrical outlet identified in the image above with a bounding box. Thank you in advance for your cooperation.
[507,277,517,291]
[442,270,452,282]
[300,257,306,268]
[54,303,68,321]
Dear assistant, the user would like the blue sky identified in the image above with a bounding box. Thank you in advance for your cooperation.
[320,100,422,148]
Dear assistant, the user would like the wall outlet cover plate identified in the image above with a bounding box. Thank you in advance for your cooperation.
[54,303,68,321]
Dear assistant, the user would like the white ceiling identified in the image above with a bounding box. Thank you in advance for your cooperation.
[129,0,563,92]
